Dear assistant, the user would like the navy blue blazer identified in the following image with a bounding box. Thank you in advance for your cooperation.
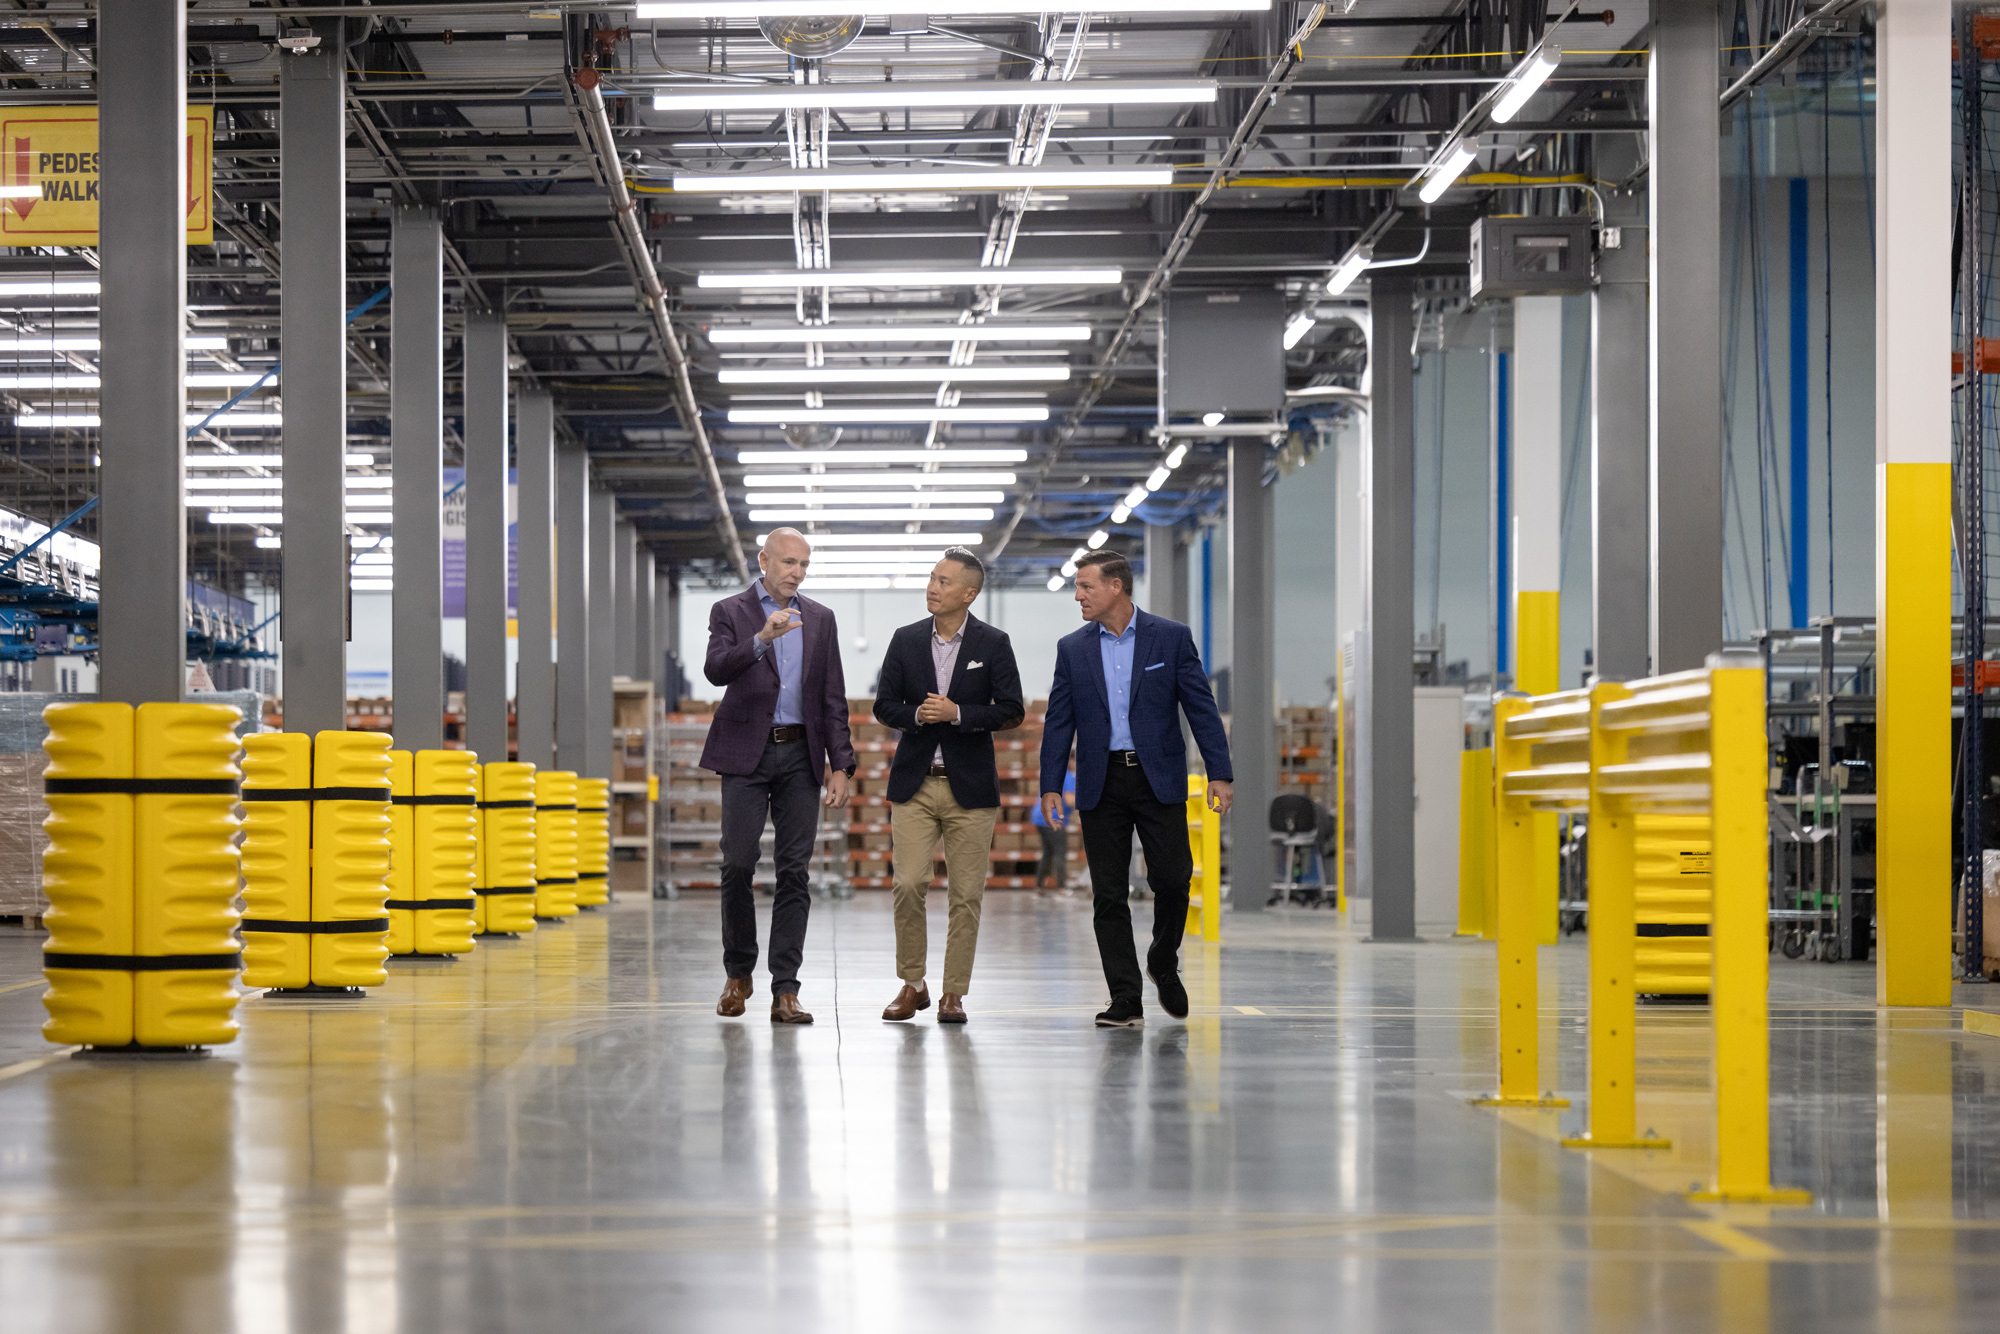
[1039,608,1233,811]
[873,613,1024,809]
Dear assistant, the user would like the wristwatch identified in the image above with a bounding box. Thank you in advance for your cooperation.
[842,764,856,777]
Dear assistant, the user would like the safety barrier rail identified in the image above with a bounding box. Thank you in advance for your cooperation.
[475,761,539,936]
[1184,773,1221,942]
[386,748,480,957]
[533,769,580,920]
[575,777,611,908]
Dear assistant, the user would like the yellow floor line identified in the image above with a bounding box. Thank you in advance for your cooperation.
[1679,1218,1786,1259]
[1235,1006,1266,1015]
[1963,1010,2000,1039]
[0,1050,71,1083]
[0,979,44,995]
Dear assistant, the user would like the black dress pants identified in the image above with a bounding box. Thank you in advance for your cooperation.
[718,738,819,993]
[1078,760,1193,1004]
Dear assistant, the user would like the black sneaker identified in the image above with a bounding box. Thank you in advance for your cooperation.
[1095,998,1144,1028]
[1148,966,1189,1020]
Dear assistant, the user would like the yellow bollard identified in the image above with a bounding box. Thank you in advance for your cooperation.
[40,702,137,1047]
[476,761,539,936]
[1472,693,1566,1108]
[240,732,313,989]
[1457,747,1493,937]
[308,731,393,989]
[574,777,611,907]
[533,770,580,919]
[386,749,479,956]
[1690,657,1809,1204]
[1561,680,1668,1151]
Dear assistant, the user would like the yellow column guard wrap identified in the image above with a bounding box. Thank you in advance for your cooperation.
[407,749,479,953]
[241,732,313,989]
[309,731,393,988]
[477,761,539,936]
[385,750,417,956]
[533,770,580,919]
[574,777,611,908]
[42,701,245,1051]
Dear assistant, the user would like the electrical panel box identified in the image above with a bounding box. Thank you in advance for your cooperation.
[1161,288,1286,417]
[1469,215,1595,299]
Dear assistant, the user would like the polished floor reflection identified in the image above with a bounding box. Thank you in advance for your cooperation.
[0,895,1997,1332]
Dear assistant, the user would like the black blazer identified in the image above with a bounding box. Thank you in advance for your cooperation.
[873,613,1025,809]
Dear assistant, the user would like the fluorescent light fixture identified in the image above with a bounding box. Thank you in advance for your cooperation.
[1110,504,1132,524]
[759,532,983,547]
[711,325,1087,345]
[743,491,1006,506]
[722,366,1069,386]
[737,448,1027,465]
[186,372,267,388]
[639,1,1268,17]
[253,536,281,549]
[1060,560,1078,577]
[749,507,995,522]
[1490,44,1562,125]
[1087,530,1109,550]
[200,495,393,510]
[1325,247,1373,296]
[672,167,1171,194]
[1122,485,1150,509]
[1145,466,1170,491]
[656,79,1214,114]
[205,512,393,526]
[0,334,232,352]
[701,269,1120,291]
[187,337,231,350]
[1047,575,1066,591]
[789,563,945,576]
[1165,444,1189,468]
[16,412,285,428]
[744,471,1016,487]
[1283,313,1316,350]
[0,371,267,390]
[0,280,98,297]
[184,453,375,468]
[1201,412,1225,428]
[728,406,1049,425]
[808,550,949,564]
[1418,140,1478,203]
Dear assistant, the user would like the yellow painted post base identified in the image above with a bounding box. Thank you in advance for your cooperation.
[1561,1134,1671,1150]
[1469,1094,1570,1109]
[1685,1187,1813,1206]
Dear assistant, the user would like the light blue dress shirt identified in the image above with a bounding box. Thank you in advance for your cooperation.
[1099,618,1137,751]
[750,579,804,726]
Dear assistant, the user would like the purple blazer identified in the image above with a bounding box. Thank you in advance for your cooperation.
[699,584,854,783]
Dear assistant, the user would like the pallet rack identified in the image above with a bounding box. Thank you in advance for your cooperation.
[612,679,657,896]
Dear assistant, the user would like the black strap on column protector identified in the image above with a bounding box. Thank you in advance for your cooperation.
[242,787,391,803]
[44,952,241,971]
[384,898,477,911]
[474,885,537,896]
[239,918,391,934]
[392,794,478,806]
[478,799,535,810]
[44,778,241,796]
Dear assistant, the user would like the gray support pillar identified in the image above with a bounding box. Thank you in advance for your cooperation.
[1146,522,1189,624]
[390,207,444,749]
[614,519,638,678]
[588,488,617,780]
[279,18,348,734]
[1649,0,1724,670]
[659,570,682,703]
[96,2,187,705]
[555,443,591,773]
[515,391,556,771]
[1229,442,1275,913]
[665,575,682,659]
[636,549,657,695]
[1364,274,1417,939]
[1593,173,1652,681]
[462,314,510,765]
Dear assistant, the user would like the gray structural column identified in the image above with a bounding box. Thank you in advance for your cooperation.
[636,549,657,693]
[462,314,510,765]
[588,488,617,780]
[614,520,638,678]
[515,391,556,771]
[1229,442,1275,913]
[555,443,591,773]
[658,570,682,703]
[279,18,349,734]
[1649,0,1724,671]
[1146,522,1189,623]
[1593,171,1652,680]
[96,1,186,705]
[1364,273,1417,939]
[390,207,444,749]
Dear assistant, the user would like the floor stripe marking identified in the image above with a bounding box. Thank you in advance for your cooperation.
[1679,1219,1786,1260]
[0,1050,71,1083]
[1235,1006,1266,1014]
[1962,1010,2000,1039]
[0,979,45,995]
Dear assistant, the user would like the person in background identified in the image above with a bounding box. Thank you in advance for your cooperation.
[700,527,854,1024]
[872,548,1024,1024]
[1040,550,1232,1028]
[1032,767,1076,895]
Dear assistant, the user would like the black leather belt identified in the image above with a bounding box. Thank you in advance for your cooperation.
[770,725,804,744]
[1109,750,1141,767]
[928,764,949,777]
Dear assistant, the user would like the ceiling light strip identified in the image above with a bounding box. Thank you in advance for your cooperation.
[654,79,1216,113]
[699,269,1118,291]
[670,168,1171,194]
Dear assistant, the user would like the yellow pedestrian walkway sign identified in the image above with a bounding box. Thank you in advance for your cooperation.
[0,106,214,245]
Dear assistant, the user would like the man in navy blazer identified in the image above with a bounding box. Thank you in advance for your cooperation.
[1040,549,1233,1027]
[873,548,1024,1024]
[701,528,855,1025]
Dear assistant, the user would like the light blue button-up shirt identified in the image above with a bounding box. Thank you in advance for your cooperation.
[1099,618,1138,751]
[750,579,803,726]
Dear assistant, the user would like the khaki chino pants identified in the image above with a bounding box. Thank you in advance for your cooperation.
[889,776,999,995]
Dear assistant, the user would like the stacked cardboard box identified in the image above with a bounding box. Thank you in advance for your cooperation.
[1277,704,1334,810]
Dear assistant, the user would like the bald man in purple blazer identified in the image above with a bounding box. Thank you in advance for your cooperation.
[701,528,855,1024]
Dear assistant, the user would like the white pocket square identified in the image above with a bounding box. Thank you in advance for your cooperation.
[967,660,985,668]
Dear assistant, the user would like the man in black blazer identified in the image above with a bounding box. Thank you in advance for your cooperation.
[872,548,1024,1024]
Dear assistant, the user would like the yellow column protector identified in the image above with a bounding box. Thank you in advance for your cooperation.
[384,750,417,955]
[408,749,479,954]
[39,702,136,1047]
[478,761,539,935]
[240,732,313,989]
[308,730,393,988]
[533,769,580,919]
[574,777,612,907]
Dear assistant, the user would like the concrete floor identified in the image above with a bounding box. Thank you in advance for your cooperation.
[0,893,1995,1333]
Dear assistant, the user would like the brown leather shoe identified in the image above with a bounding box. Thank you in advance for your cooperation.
[716,976,753,1017]
[937,993,967,1024]
[882,983,931,1021]
[771,992,814,1024]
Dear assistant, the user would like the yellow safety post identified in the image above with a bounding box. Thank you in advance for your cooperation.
[386,749,479,956]
[1333,648,1346,913]
[1560,680,1668,1151]
[1471,690,1573,1109]
[1596,653,1808,1204]
[1183,774,1222,941]
[41,701,245,1053]
[534,770,580,919]
[476,761,538,936]
[1457,747,1493,937]
[241,733,313,989]
[574,777,611,908]
[1515,589,1562,944]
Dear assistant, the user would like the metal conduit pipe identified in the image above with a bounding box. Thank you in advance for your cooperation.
[565,69,749,583]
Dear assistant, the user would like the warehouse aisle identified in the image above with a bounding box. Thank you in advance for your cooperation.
[0,896,1994,1333]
